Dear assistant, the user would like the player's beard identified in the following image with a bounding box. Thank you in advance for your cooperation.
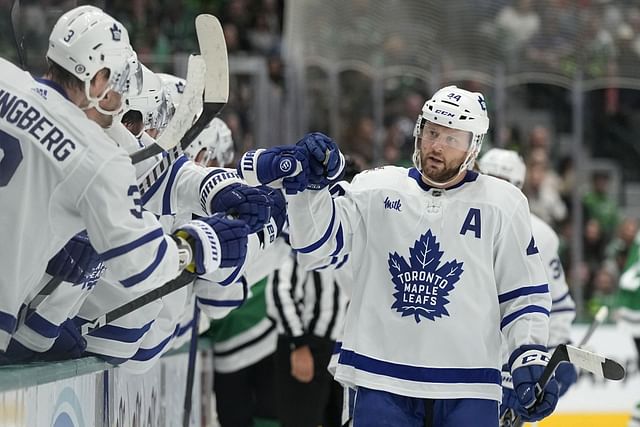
[421,150,465,184]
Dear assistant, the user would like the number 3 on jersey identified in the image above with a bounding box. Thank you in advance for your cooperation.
[0,130,23,187]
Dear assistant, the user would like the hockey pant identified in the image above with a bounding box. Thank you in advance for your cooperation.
[352,387,499,427]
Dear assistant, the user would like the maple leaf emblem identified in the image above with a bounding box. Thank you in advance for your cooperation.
[388,230,464,323]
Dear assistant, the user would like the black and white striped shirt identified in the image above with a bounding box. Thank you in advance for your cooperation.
[267,252,349,347]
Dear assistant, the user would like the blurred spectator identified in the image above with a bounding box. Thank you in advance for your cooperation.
[583,170,620,240]
[342,116,376,168]
[384,92,424,166]
[605,216,638,275]
[586,264,618,319]
[523,147,567,225]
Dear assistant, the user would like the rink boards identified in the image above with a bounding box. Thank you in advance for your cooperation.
[0,343,214,427]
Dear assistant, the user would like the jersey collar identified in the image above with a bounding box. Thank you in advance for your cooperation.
[408,167,478,192]
[34,77,70,100]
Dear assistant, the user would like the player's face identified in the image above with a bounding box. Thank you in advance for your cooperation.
[418,122,471,183]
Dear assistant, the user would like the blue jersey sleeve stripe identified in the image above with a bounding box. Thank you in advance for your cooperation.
[87,320,153,343]
[552,291,571,304]
[176,319,194,338]
[335,254,350,270]
[500,305,550,329]
[196,296,244,307]
[550,307,576,315]
[120,239,168,288]
[24,312,59,338]
[131,334,173,361]
[294,199,336,254]
[338,349,501,385]
[161,155,188,215]
[498,284,549,304]
[100,228,164,261]
[333,341,342,355]
[0,311,17,334]
[330,223,344,257]
[219,264,244,286]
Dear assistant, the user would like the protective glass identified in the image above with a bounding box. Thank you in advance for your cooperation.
[108,52,143,96]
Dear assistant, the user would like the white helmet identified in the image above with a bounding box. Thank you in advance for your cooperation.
[125,64,173,132]
[47,5,142,115]
[157,73,186,110]
[478,148,526,189]
[184,118,235,167]
[413,85,489,182]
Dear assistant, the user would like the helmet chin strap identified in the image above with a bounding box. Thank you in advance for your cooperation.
[81,81,123,116]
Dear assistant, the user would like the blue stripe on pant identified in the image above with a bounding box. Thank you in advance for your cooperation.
[353,387,499,427]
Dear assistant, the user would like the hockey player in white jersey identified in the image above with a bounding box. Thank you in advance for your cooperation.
[0,5,250,352]
[478,148,577,418]
[80,83,285,371]
[238,86,559,426]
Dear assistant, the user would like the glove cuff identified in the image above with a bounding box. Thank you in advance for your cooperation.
[257,216,279,249]
[200,169,244,215]
[177,220,222,274]
[509,345,550,372]
[238,149,267,186]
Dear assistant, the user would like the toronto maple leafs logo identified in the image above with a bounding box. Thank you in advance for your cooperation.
[110,23,122,42]
[388,230,464,323]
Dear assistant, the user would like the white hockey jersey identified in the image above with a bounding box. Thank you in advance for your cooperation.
[287,166,551,401]
[0,59,184,351]
[530,213,575,348]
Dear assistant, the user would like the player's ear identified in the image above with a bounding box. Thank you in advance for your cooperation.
[89,68,110,97]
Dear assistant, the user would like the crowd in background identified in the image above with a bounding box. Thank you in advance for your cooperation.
[1,0,638,323]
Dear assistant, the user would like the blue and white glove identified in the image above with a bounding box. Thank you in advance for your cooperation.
[500,365,519,417]
[295,132,345,190]
[237,146,309,194]
[256,187,287,248]
[46,231,104,286]
[263,187,287,233]
[509,345,559,422]
[210,183,273,234]
[176,214,250,273]
[554,361,578,397]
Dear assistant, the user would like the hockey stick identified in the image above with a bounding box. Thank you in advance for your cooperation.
[502,326,623,426]
[501,306,610,427]
[130,14,228,165]
[9,0,25,69]
[182,304,201,427]
[80,270,197,336]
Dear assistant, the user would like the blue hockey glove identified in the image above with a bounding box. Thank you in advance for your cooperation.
[264,186,287,234]
[295,132,345,190]
[40,318,87,361]
[554,361,578,397]
[46,231,104,285]
[176,214,250,272]
[237,146,309,194]
[210,183,273,234]
[499,365,519,416]
[0,338,38,364]
[255,187,287,248]
[509,345,559,422]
